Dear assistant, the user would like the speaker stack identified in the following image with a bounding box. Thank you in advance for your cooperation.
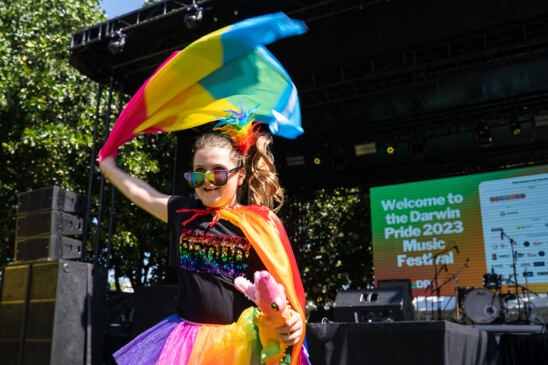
[0,186,106,365]
[15,185,83,262]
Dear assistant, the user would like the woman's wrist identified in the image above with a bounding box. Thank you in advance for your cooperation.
[99,156,116,180]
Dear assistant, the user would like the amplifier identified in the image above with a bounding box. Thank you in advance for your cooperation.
[334,288,405,323]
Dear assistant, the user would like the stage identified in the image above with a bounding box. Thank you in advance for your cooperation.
[305,321,547,365]
[102,288,548,365]
[2,281,548,364]
[101,319,548,364]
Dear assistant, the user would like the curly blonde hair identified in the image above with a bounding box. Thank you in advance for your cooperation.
[193,132,285,212]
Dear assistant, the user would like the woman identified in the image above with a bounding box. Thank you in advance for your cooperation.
[99,110,309,364]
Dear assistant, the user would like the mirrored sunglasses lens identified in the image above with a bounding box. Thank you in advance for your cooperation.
[209,170,229,186]
[184,172,204,188]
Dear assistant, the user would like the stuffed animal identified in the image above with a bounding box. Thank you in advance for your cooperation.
[234,270,292,365]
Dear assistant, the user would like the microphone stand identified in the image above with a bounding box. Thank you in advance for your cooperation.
[436,259,470,322]
[452,259,470,323]
[522,270,532,323]
[430,245,455,320]
[501,228,525,323]
[424,282,433,321]
[434,264,447,320]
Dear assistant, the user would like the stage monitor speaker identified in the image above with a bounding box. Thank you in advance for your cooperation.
[0,260,106,365]
[17,185,81,214]
[334,288,405,323]
[15,234,82,262]
[377,278,415,321]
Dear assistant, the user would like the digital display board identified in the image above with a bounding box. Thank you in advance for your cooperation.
[370,164,548,296]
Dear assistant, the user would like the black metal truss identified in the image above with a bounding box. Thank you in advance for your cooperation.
[297,13,548,107]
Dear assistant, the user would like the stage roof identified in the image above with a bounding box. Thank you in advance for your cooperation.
[70,0,548,193]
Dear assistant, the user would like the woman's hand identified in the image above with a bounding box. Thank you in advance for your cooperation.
[98,155,116,178]
[276,308,304,346]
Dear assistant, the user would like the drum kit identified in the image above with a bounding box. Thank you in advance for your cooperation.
[458,271,536,324]
[458,227,541,324]
[428,236,538,325]
[459,273,504,324]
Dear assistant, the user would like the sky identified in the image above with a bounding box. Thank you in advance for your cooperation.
[100,0,145,19]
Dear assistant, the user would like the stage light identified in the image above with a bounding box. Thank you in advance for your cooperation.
[474,121,492,147]
[386,142,395,155]
[313,156,321,165]
[184,1,203,29]
[286,155,305,166]
[506,112,521,136]
[534,114,548,127]
[354,142,376,156]
[107,32,126,55]
[510,120,521,136]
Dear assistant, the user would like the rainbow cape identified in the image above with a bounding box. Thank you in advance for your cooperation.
[98,12,307,161]
[218,205,307,365]
[167,205,308,364]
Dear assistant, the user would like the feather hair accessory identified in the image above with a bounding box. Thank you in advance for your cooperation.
[213,105,264,156]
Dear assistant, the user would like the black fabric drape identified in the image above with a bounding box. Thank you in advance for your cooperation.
[307,321,489,365]
[497,334,548,365]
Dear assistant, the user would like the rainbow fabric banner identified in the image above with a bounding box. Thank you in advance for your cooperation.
[98,12,307,161]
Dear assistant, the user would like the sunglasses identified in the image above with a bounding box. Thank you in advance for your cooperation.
[183,167,241,188]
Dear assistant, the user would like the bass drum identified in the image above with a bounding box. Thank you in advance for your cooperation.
[463,288,501,324]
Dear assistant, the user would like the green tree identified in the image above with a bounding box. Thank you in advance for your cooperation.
[0,1,105,263]
[0,0,176,292]
[282,187,374,312]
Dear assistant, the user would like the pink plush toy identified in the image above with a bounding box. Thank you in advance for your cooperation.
[234,270,292,365]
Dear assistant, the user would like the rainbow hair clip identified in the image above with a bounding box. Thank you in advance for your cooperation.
[213,105,264,156]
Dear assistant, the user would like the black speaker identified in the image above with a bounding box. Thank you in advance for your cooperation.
[15,187,84,262]
[17,186,81,214]
[377,279,415,321]
[333,288,405,323]
[0,260,106,365]
[15,234,82,262]
[15,209,83,239]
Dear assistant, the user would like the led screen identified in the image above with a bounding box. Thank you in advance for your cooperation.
[370,164,548,296]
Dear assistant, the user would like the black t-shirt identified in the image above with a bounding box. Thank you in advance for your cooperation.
[167,196,266,324]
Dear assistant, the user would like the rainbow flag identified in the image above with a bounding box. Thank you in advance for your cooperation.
[98,12,307,161]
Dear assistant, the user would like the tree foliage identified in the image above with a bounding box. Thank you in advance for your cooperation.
[282,187,374,309]
[0,0,105,263]
[0,0,176,291]
[0,1,374,310]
